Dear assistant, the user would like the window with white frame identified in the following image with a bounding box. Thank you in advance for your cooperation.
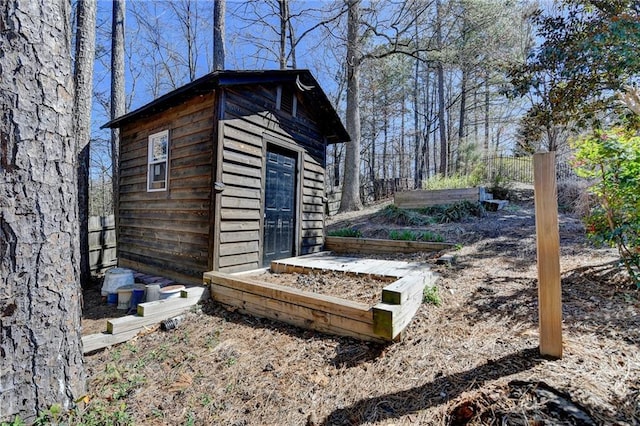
[147,130,169,191]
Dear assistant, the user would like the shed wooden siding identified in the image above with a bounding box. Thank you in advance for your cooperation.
[216,85,327,273]
[118,93,216,283]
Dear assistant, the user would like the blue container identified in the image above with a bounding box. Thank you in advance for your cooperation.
[129,287,146,313]
[107,293,118,305]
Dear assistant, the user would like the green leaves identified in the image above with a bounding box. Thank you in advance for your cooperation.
[509,1,640,131]
[573,124,640,286]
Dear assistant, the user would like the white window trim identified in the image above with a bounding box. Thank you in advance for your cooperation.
[147,129,169,192]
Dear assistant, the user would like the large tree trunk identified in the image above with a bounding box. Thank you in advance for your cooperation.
[484,70,490,153]
[286,0,297,68]
[111,0,125,217]
[213,0,225,70]
[278,0,288,69]
[436,0,447,176]
[458,68,467,146]
[413,56,421,188]
[0,0,85,422]
[74,0,97,287]
[339,0,363,212]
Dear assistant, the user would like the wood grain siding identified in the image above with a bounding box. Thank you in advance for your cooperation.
[217,86,327,272]
[118,93,215,284]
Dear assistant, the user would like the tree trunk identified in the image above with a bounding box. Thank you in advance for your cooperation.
[436,0,447,176]
[458,67,467,146]
[413,55,421,188]
[278,0,288,69]
[74,0,97,288]
[400,92,405,181]
[111,0,125,219]
[382,90,388,183]
[339,0,363,212]
[286,0,297,68]
[484,70,490,152]
[0,0,85,421]
[369,90,376,190]
[213,0,226,70]
[421,64,432,182]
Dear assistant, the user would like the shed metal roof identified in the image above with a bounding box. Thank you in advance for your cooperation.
[102,69,350,144]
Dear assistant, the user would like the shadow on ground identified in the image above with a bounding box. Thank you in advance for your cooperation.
[320,347,543,425]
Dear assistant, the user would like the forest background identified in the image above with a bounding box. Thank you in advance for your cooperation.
[88,0,540,216]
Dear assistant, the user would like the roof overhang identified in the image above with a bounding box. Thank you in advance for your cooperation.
[102,69,350,144]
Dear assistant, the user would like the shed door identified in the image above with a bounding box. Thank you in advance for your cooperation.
[263,148,296,267]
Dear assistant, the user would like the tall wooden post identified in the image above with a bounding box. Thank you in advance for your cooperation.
[533,152,563,358]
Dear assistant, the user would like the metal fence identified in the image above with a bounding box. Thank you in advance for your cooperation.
[483,156,579,184]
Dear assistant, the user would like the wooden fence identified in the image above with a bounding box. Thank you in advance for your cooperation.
[394,187,489,209]
[89,215,117,276]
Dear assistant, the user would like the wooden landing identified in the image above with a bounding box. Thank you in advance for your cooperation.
[270,251,431,279]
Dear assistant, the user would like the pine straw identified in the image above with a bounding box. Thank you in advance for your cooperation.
[81,201,640,425]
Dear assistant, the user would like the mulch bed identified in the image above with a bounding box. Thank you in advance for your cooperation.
[78,195,640,425]
[244,270,394,306]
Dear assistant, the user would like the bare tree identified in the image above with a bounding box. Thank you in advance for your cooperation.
[0,0,85,421]
[213,0,226,70]
[435,0,448,175]
[111,0,125,212]
[170,0,200,81]
[339,0,364,212]
[74,0,97,287]
[229,0,343,69]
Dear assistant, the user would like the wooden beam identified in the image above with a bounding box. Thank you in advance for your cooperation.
[136,291,201,317]
[204,271,372,322]
[107,305,194,334]
[324,237,454,254]
[394,187,480,209]
[82,329,141,354]
[373,274,426,340]
[533,152,563,359]
[210,283,384,343]
[381,273,432,305]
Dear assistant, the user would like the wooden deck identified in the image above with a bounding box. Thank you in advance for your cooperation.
[270,252,431,279]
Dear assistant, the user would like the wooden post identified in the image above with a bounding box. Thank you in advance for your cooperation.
[533,152,563,358]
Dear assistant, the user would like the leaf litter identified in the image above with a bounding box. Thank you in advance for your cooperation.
[81,189,640,425]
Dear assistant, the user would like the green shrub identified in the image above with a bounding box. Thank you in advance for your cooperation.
[573,125,640,286]
[1,417,26,426]
[388,229,444,242]
[420,201,484,223]
[377,205,431,226]
[423,285,441,306]
[419,231,445,242]
[422,174,478,190]
[328,228,362,238]
[388,230,416,241]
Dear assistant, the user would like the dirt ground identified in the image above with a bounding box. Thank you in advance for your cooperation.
[80,188,640,425]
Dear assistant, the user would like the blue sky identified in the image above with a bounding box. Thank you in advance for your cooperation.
[89,0,346,177]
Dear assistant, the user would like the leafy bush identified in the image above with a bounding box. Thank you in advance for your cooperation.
[573,125,640,286]
[423,285,441,306]
[377,204,432,226]
[420,231,445,242]
[388,230,417,241]
[557,178,592,215]
[387,229,444,242]
[328,228,362,238]
[488,171,514,200]
[420,201,485,223]
[422,174,480,190]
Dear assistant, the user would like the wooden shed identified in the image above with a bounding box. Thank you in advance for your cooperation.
[104,70,349,285]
